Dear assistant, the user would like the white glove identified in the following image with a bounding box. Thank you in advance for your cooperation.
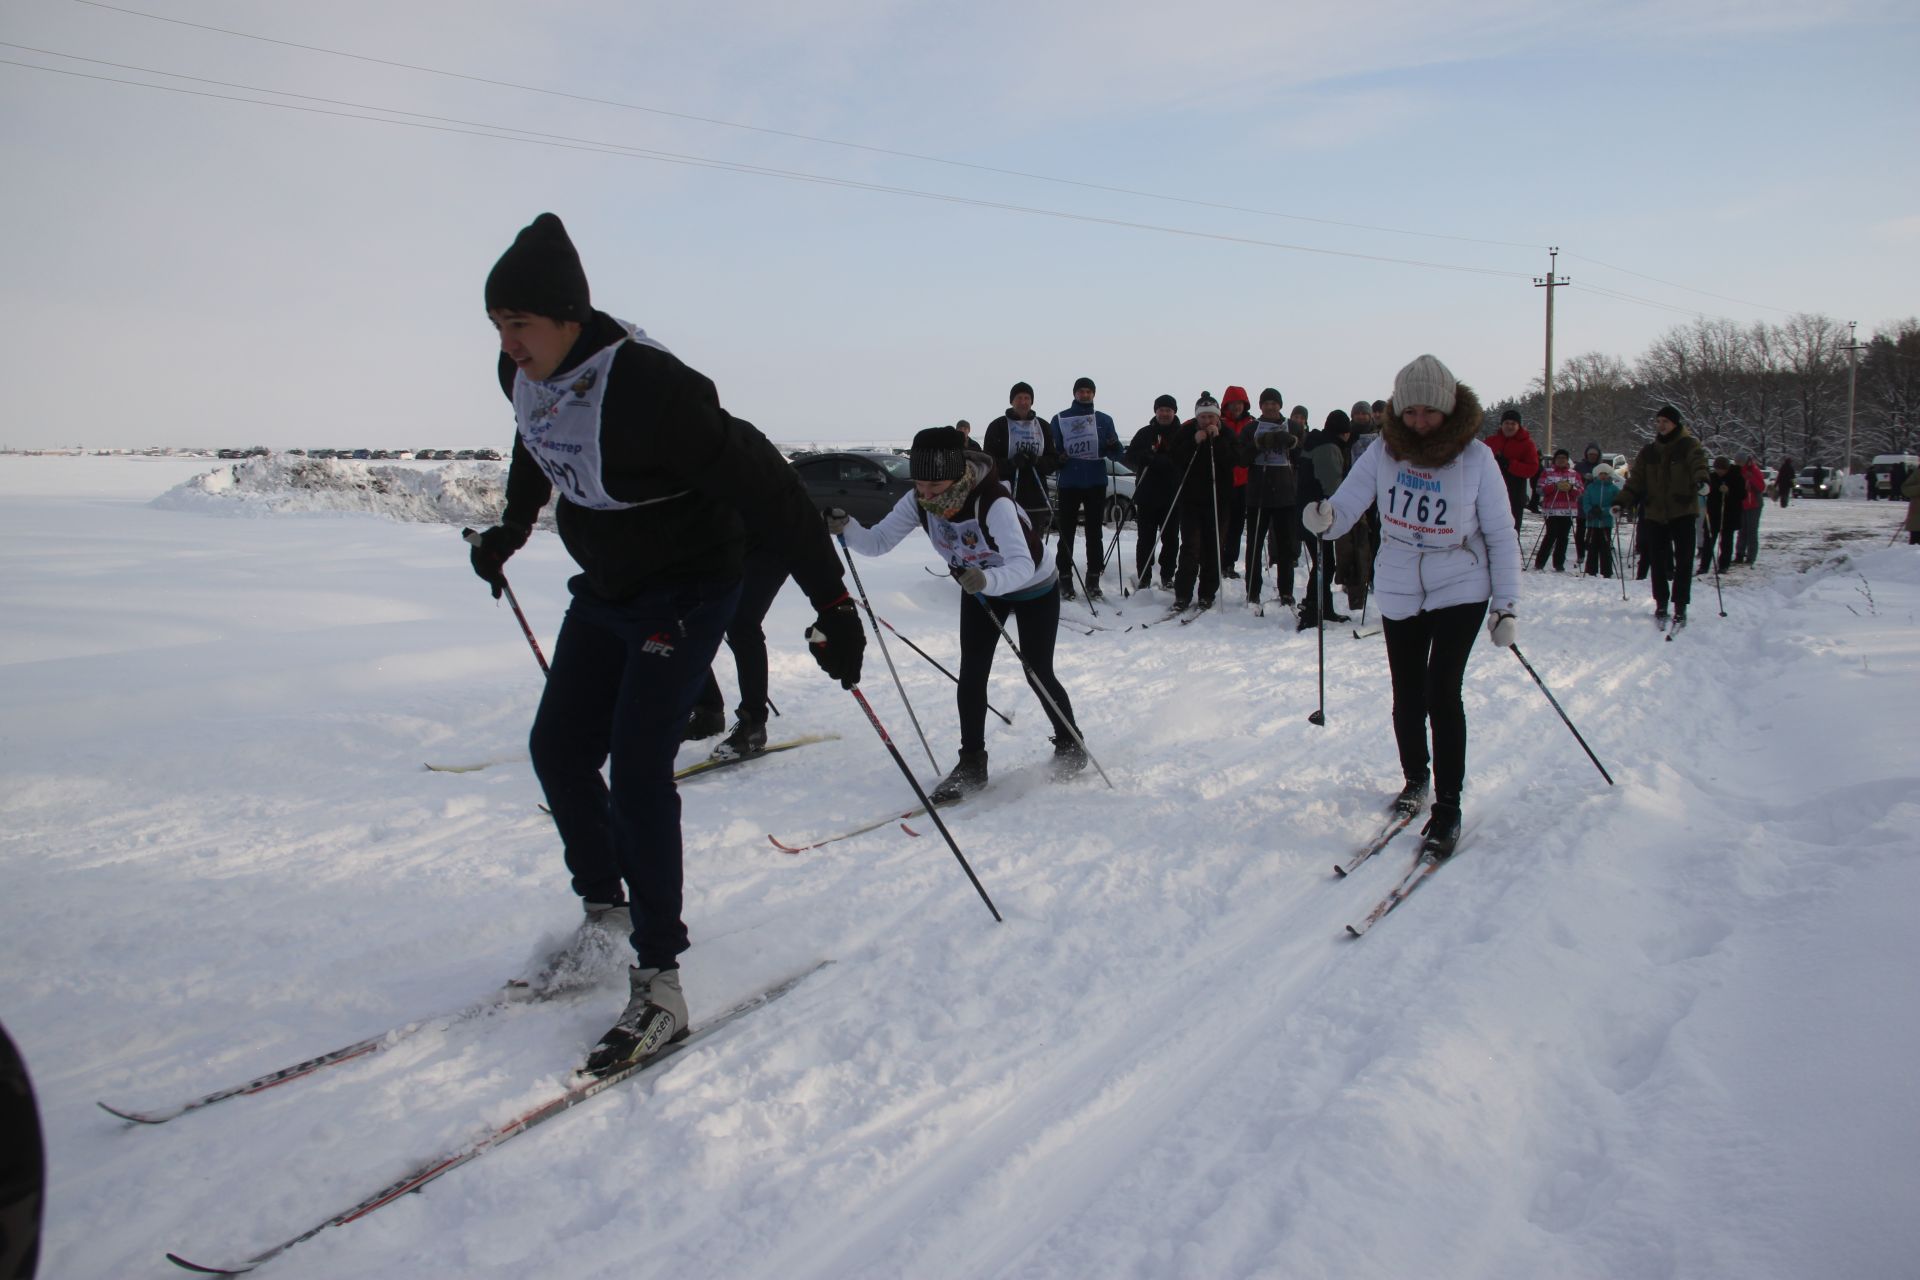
[1487,609,1517,647]
[1300,500,1335,535]
[954,565,988,594]
[1696,482,1711,497]
[823,507,851,535]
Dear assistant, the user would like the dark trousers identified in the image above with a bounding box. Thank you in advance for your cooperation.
[1174,500,1222,604]
[1245,505,1299,602]
[1504,474,1529,533]
[693,554,789,720]
[1296,520,1340,618]
[1777,489,1791,509]
[1134,504,1179,584]
[1643,515,1697,611]
[1221,486,1247,570]
[1699,519,1735,574]
[530,576,740,969]
[1582,525,1615,577]
[1381,600,1488,805]
[1054,486,1106,584]
[1735,507,1760,564]
[957,586,1075,753]
[1534,515,1574,570]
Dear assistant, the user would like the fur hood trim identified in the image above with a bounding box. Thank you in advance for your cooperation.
[1383,383,1485,468]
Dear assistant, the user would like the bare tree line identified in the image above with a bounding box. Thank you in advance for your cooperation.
[1491,315,1919,467]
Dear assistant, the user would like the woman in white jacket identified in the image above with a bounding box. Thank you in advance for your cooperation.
[1302,355,1520,856]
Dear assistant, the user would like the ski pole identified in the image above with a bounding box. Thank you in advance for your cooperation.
[837,535,941,777]
[1100,493,1134,595]
[1526,515,1546,570]
[1144,449,1199,591]
[1712,552,1727,618]
[1208,438,1224,592]
[875,613,1013,726]
[1612,520,1627,601]
[462,528,548,675]
[1506,643,1613,785]
[844,686,1001,923]
[964,589,1114,790]
[1309,532,1327,726]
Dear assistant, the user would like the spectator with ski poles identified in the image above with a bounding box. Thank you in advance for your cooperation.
[1301,354,1521,858]
[1293,410,1352,632]
[1579,462,1622,577]
[1532,447,1584,571]
[1328,411,1375,616]
[467,214,865,1077]
[1048,377,1123,602]
[1614,404,1710,630]
[1218,386,1257,579]
[1573,441,1604,561]
[1167,393,1237,614]
[1238,388,1300,609]
[1125,394,1186,590]
[982,381,1060,539]
[1698,455,1745,576]
[827,426,1086,803]
[1486,409,1540,535]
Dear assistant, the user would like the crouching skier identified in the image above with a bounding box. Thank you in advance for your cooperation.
[827,426,1087,803]
[466,213,866,1076]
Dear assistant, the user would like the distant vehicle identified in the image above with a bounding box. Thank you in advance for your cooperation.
[475,448,502,461]
[454,449,477,461]
[1864,454,1917,499]
[1795,465,1844,499]
[789,450,916,525]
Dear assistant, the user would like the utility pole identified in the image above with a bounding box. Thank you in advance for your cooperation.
[1534,247,1570,454]
[1838,320,1865,487]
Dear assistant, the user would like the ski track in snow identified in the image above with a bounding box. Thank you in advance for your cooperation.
[3,457,1918,1279]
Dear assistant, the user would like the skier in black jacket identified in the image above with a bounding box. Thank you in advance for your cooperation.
[1166,393,1238,612]
[1124,394,1186,590]
[981,382,1061,538]
[468,214,865,1076]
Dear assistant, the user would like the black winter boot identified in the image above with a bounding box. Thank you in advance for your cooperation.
[1420,800,1462,859]
[1050,733,1088,780]
[1391,776,1430,819]
[709,713,768,762]
[930,749,989,805]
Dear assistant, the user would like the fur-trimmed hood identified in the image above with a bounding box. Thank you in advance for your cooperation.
[1383,383,1485,469]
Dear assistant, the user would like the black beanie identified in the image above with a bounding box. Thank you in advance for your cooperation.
[1073,376,1096,394]
[1153,393,1178,411]
[1500,409,1523,425]
[486,213,590,322]
[910,426,969,481]
[1655,403,1684,427]
[1326,409,1352,435]
[1009,381,1035,403]
[1259,387,1283,406]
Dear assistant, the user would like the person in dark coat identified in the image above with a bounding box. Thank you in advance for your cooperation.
[981,381,1061,538]
[1238,388,1299,606]
[1699,455,1746,574]
[1048,377,1124,600]
[1485,410,1540,534]
[1167,393,1237,612]
[1293,410,1352,630]
[1615,403,1710,626]
[1124,394,1185,589]
[1776,456,1797,508]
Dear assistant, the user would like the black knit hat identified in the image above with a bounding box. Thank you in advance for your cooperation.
[1260,387,1284,406]
[1153,394,1178,411]
[910,426,969,481]
[1500,409,1523,425]
[1073,376,1096,394]
[1655,403,1684,427]
[1326,409,1352,435]
[1009,381,1035,402]
[486,213,590,322]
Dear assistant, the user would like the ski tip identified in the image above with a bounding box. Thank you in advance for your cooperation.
[98,1100,165,1125]
[166,1253,254,1275]
[1345,924,1364,938]
[766,835,803,855]
[899,822,921,837]
[1332,866,1347,878]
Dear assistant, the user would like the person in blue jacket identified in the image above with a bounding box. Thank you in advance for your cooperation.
[1049,376,1123,601]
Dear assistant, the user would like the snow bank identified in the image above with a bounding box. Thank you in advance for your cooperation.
[151,455,526,526]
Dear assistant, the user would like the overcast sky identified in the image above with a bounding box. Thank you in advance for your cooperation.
[2,0,1915,451]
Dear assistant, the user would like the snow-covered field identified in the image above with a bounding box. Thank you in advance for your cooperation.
[4,455,1917,1279]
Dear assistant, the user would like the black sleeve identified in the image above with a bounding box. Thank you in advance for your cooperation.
[1123,424,1157,473]
[502,433,553,530]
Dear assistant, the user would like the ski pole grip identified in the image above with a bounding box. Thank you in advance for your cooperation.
[461,527,483,547]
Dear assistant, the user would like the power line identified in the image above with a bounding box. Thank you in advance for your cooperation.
[1562,251,1799,317]
[0,51,1538,281]
[1567,281,1714,320]
[61,0,1546,254]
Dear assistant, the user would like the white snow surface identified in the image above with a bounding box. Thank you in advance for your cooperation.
[3,455,1918,1279]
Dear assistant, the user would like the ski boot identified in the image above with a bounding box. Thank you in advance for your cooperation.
[929,749,989,805]
[583,965,688,1077]
[1050,733,1089,780]
[709,713,768,763]
[682,703,726,742]
[1419,801,1462,859]
[1391,776,1430,819]
[508,900,631,1000]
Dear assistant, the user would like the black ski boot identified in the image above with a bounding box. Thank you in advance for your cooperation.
[929,749,989,805]
[1050,733,1088,780]
[1420,800,1462,859]
[1059,582,1078,603]
[1391,776,1430,819]
[709,713,768,763]
[682,703,726,742]
[583,965,687,1077]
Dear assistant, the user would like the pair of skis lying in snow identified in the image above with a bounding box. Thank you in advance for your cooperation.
[106,963,831,1274]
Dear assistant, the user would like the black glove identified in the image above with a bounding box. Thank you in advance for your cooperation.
[466,522,530,599]
[807,596,865,689]
[823,506,852,535]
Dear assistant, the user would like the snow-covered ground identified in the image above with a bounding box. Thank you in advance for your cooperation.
[3,455,1917,1279]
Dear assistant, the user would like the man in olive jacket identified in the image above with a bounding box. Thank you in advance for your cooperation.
[1616,403,1710,626]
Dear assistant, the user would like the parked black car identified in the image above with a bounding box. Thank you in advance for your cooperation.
[790,450,917,525]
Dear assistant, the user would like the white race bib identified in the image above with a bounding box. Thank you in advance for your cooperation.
[1007,418,1045,455]
[1057,413,1100,461]
[926,513,1003,570]
[511,319,672,510]
[1379,460,1471,549]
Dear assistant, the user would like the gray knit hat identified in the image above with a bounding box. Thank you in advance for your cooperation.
[1391,354,1458,416]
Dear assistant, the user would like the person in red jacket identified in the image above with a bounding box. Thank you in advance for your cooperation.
[1485,409,1540,535]
[1218,386,1256,578]
[1736,451,1765,564]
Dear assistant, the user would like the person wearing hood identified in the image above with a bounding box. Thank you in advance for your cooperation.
[1237,388,1299,607]
[1736,452,1766,564]
[1486,410,1540,535]
[470,214,865,1077]
[1614,404,1710,628]
[1218,386,1256,578]
[1167,393,1237,613]
[1580,462,1622,577]
[1293,410,1352,631]
[829,427,1086,804]
[1048,376,1124,601]
[1125,394,1186,590]
[981,381,1061,538]
[1301,355,1522,858]
[1573,442,1604,561]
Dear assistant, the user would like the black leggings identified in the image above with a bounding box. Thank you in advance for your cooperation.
[957,585,1076,753]
[1381,600,1488,804]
